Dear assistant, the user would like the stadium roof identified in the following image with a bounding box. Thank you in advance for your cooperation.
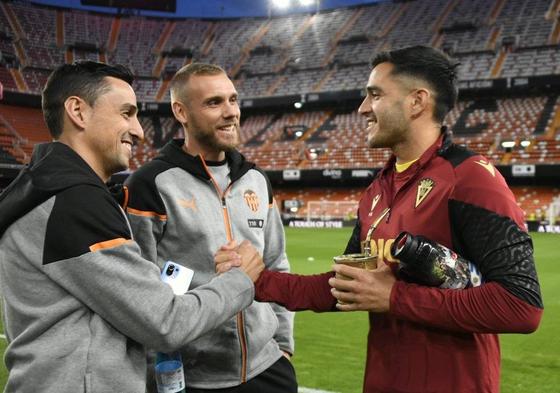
[30,0,385,18]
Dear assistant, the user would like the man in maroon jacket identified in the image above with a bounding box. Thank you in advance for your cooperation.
[216,45,543,393]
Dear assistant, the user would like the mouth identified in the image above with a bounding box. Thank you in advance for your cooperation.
[121,140,133,154]
[217,124,237,133]
[366,117,378,129]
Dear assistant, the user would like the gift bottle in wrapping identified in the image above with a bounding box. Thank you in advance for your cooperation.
[391,231,482,289]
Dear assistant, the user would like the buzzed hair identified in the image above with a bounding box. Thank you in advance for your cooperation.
[169,63,226,104]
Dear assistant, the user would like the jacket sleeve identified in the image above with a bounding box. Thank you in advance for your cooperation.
[255,270,337,312]
[124,169,167,264]
[43,185,255,352]
[344,209,362,254]
[390,158,543,333]
[263,197,295,354]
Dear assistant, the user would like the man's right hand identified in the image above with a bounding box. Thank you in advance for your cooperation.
[215,240,264,282]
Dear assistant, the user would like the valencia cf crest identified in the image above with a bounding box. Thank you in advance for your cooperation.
[244,190,260,212]
[415,178,435,208]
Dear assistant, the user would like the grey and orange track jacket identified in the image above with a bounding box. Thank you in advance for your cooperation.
[125,139,294,389]
[0,142,255,393]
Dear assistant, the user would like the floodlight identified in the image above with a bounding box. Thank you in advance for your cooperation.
[272,0,291,9]
[501,141,515,148]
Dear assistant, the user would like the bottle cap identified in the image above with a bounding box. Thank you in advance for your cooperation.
[391,231,415,261]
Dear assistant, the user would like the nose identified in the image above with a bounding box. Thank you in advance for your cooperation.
[223,101,240,119]
[358,96,371,117]
[130,116,144,141]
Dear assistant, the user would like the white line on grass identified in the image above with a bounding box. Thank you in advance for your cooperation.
[0,334,5,340]
[299,388,340,393]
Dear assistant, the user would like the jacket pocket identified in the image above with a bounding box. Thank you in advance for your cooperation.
[244,302,279,356]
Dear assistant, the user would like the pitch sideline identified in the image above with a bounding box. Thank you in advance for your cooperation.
[299,388,340,393]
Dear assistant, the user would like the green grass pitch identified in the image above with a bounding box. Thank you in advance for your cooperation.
[1,229,558,392]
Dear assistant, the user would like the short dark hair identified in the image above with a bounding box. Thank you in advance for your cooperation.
[42,61,134,138]
[170,62,226,104]
[371,46,459,123]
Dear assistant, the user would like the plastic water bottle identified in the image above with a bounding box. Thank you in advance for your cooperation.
[155,351,186,393]
[391,231,482,289]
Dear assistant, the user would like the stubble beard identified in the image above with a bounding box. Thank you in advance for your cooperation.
[192,124,240,154]
[367,108,409,150]
[107,149,130,176]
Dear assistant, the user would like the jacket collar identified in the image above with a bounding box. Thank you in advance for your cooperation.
[27,141,106,191]
[0,141,108,237]
[156,139,255,183]
[378,126,452,178]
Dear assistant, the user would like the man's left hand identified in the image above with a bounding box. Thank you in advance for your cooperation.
[329,262,396,312]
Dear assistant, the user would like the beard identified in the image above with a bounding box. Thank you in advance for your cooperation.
[367,105,409,149]
[191,123,240,153]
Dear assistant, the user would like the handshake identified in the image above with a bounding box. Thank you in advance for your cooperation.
[214,240,264,282]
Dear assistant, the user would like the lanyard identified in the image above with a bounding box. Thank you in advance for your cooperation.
[362,207,391,256]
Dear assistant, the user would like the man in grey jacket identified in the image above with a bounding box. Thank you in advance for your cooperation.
[125,63,297,393]
[0,61,263,393]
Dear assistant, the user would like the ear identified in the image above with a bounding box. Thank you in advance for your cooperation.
[409,88,430,118]
[64,96,88,130]
[171,101,188,125]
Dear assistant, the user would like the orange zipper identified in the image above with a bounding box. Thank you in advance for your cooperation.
[201,157,248,383]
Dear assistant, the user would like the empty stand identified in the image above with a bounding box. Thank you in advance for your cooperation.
[0,0,560,173]
[447,96,555,140]
[0,104,50,163]
[8,1,64,69]
[133,78,161,102]
[0,0,560,99]
[0,66,17,91]
[22,68,51,94]
[501,47,560,78]
[511,186,560,221]
[64,9,112,48]
[108,17,165,77]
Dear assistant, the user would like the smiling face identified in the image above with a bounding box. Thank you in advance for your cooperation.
[83,76,143,179]
[176,73,241,161]
[358,62,411,150]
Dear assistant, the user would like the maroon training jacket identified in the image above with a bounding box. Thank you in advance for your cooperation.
[256,130,543,393]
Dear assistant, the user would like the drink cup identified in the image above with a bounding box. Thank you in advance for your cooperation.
[333,253,377,304]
